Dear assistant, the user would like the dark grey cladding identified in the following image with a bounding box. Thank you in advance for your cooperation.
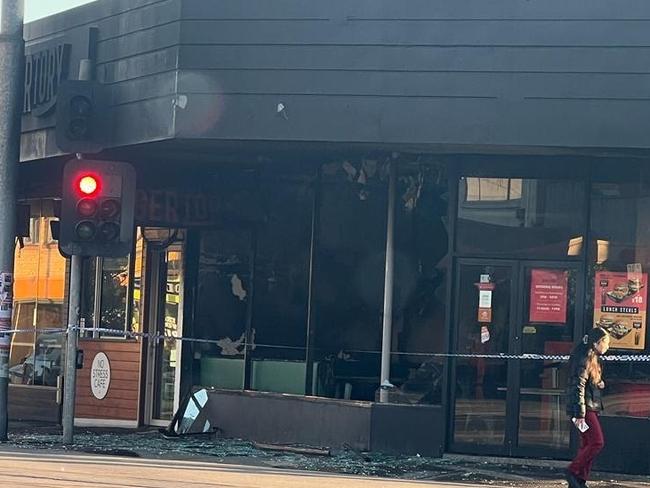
[20,0,650,160]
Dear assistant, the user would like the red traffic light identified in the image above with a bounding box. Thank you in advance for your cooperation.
[60,159,136,258]
[78,175,99,196]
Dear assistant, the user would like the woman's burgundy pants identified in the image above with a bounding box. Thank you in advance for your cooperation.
[568,410,605,481]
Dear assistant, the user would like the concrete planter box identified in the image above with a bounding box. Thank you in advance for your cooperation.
[204,389,444,457]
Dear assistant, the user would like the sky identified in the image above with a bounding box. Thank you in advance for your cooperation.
[0,0,97,28]
[25,0,97,22]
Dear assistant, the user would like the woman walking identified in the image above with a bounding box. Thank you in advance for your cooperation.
[565,326,610,488]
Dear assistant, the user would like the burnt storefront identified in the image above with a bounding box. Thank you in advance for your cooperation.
[10,0,650,476]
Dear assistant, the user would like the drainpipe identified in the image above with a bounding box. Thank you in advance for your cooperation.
[379,160,397,403]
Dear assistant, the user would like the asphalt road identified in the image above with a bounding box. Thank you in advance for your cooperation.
[0,450,488,488]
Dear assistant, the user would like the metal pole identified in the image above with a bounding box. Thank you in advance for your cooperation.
[62,255,82,444]
[242,228,257,391]
[304,165,321,396]
[62,57,95,444]
[0,0,25,442]
[379,160,397,403]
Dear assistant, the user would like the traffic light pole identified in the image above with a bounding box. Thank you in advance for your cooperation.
[0,0,24,442]
[62,254,82,444]
[62,58,95,444]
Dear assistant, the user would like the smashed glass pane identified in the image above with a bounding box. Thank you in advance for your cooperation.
[162,388,213,437]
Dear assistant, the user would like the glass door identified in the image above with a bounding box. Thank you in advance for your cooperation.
[451,260,516,453]
[514,262,582,457]
[450,259,582,457]
[145,238,184,425]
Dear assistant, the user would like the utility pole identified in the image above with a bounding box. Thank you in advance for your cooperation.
[0,0,25,442]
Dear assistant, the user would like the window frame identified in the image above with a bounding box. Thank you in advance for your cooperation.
[82,253,134,340]
[24,217,41,245]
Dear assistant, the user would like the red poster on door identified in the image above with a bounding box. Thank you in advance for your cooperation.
[529,269,568,324]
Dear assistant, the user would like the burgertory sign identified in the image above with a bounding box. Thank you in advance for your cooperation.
[23,42,71,117]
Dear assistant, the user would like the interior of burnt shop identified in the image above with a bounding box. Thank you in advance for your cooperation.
[134,157,450,407]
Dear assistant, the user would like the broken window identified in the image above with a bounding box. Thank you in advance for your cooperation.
[193,229,252,390]
[386,162,449,405]
[249,174,313,395]
[312,160,388,401]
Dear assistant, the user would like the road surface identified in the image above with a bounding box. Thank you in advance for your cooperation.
[0,450,488,488]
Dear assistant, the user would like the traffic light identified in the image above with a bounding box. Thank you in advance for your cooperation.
[59,159,136,257]
[55,80,107,154]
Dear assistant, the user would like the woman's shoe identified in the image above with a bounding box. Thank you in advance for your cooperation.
[565,470,582,488]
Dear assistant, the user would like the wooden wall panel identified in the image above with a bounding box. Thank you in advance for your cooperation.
[8,385,59,423]
[75,339,142,421]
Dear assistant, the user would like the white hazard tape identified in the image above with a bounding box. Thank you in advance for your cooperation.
[2,326,650,362]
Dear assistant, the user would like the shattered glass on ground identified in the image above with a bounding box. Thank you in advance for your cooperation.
[5,424,649,487]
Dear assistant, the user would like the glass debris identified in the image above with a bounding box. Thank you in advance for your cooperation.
[6,424,646,486]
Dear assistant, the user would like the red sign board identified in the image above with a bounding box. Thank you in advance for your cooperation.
[529,269,568,324]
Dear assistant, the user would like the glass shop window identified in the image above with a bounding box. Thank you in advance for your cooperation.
[9,199,66,387]
[465,177,522,202]
[457,176,586,259]
[80,256,132,338]
[586,165,650,418]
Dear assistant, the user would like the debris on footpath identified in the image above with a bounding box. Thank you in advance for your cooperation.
[252,441,331,457]
[4,425,648,487]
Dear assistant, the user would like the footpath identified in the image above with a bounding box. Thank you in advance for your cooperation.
[3,422,649,488]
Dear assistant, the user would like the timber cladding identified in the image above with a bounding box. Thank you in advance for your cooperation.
[75,339,142,421]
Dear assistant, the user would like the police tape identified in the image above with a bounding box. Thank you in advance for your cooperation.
[2,326,650,362]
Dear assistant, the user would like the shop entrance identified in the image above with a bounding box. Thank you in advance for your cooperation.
[143,231,185,426]
[450,259,583,458]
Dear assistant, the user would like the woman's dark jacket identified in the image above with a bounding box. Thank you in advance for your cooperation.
[565,347,604,418]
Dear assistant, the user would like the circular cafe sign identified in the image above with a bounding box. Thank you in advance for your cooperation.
[90,352,111,400]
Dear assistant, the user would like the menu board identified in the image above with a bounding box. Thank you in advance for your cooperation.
[594,271,647,350]
[529,269,568,324]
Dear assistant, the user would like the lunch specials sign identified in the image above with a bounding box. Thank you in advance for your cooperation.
[529,269,568,324]
[594,271,647,350]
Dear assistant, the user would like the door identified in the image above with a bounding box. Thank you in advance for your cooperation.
[515,262,582,457]
[144,240,184,425]
[450,259,582,457]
